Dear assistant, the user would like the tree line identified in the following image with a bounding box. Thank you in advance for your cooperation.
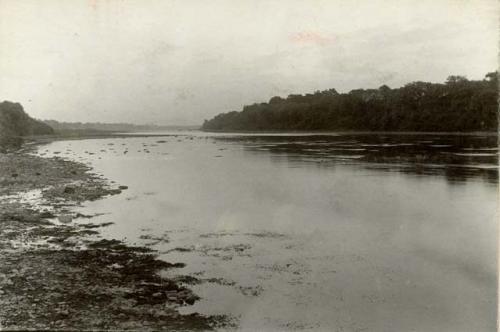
[0,101,54,137]
[202,72,498,132]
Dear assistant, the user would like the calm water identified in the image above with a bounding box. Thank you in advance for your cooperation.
[37,132,498,331]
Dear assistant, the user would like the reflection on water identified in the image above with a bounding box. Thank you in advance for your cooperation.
[223,134,498,184]
[36,132,497,331]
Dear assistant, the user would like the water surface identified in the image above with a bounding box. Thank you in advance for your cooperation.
[37,132,498,331]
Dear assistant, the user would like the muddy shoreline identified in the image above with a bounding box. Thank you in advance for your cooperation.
[0,137,225,330]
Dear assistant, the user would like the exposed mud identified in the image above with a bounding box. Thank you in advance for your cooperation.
[0,142,226,330]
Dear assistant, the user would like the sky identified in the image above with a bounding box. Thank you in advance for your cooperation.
[0,0,498,125]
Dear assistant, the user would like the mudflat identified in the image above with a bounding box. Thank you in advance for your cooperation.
[0,141,224,330]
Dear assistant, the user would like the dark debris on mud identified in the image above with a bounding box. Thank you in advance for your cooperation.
[0,145,227,330]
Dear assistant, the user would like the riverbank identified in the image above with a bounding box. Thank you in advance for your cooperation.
[0,138,223,330]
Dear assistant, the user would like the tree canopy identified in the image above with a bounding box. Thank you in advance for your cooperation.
[0,101,54,137]
[202,72,498,132]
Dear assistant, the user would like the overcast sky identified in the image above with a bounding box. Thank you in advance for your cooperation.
[0,0,497,125]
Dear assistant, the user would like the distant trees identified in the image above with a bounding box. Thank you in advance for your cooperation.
[202,72,498,132]
[43,121,192,133]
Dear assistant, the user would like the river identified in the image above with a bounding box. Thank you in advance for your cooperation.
[36,132,497,331]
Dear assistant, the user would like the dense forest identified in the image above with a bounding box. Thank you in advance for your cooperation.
[0,101,54,137]
[202,72,498,132]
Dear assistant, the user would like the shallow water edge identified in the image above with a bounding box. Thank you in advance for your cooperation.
[0,138,226,330]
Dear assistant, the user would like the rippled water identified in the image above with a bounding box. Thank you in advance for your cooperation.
[36,132,498,331]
